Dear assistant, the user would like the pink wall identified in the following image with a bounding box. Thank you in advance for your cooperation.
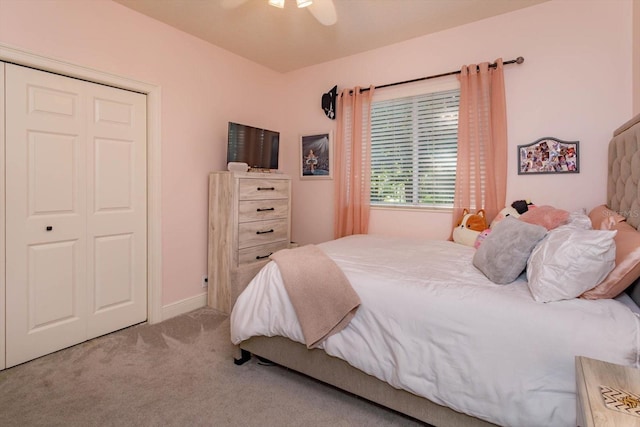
[283,0,633,244]
[0,0,284,306]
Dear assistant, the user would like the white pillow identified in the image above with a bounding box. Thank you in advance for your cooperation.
[563,209,593,230]
[526,228,617,302]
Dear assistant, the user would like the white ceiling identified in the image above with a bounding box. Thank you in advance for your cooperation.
[113,0,548,73]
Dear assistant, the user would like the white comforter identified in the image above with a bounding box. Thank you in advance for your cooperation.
[230,235,640,427]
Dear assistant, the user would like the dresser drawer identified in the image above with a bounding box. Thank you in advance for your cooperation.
[238,218,288,249]
[239,178,289,200]
[238,199,288,223]
[238,241,289,265]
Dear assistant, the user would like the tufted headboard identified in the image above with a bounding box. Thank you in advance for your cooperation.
[607,113,640,229]
[607,113,640,305]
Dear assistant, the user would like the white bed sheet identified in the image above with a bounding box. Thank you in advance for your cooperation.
[230,234,640,427]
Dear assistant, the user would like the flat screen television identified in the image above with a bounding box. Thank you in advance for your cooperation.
[227,122,280,170]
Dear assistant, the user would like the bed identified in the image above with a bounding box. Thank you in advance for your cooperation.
[229,113,640,427]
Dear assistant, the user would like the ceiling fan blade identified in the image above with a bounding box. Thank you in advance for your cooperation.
[308,0,337,26]
[220,0,250,9]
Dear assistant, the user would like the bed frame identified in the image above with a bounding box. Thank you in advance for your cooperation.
[236,336,495,426]
[233,113,640,426]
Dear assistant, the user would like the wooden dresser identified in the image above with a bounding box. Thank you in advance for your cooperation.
[208,171,291,314]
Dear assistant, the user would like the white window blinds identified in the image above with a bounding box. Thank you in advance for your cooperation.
[370,88,460,208]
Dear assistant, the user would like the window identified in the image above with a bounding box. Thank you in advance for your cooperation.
[370,87,460,208]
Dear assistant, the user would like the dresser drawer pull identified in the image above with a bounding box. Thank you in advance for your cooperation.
[256,253,273,260]
[256,207,275,212]
[256,229,274,235]
[257,186,275,191]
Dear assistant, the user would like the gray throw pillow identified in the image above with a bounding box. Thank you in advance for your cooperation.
[473,217,547,284]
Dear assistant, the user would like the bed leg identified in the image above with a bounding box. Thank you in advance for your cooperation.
[234,349,251,365]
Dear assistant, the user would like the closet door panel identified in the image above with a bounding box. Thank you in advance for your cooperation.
[5,64,87,368]
[29,132,77,214]
[94,234,134,310]
[95,138,133,210]
[86,83,147,338]
[28,240,79,327]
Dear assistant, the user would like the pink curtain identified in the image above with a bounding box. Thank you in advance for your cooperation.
[452,59,507,229]
[334,86,375,238]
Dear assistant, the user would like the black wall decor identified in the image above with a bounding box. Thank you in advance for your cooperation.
[322,85,337,120]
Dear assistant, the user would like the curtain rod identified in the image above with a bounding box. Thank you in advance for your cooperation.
[355,56,524,94]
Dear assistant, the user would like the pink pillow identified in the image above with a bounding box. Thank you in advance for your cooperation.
[518,205,569,231]
[581,220,640,299]
[588,204,625,230]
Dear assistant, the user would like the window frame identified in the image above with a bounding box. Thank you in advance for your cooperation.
[369,77,460,210]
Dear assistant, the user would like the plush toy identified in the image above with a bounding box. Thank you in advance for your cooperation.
[473,228,492,249]
[453,209,488,247]
[490,206,520,228]
[512,199,535,215]
[490,199,536,228]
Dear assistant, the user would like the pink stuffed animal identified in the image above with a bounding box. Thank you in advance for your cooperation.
[473,228,492,249]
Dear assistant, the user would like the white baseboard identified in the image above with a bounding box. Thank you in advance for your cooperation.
[160,292,208,322]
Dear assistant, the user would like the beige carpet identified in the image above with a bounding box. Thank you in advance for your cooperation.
[0,307,422,426]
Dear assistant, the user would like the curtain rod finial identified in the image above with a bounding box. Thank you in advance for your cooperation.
[516,56,524,64]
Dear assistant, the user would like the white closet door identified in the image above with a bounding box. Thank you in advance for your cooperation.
[5,64,147,367]
[85,81,147,338]
[5,64,88,366]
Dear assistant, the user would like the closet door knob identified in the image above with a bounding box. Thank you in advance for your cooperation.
[46,226,53,231]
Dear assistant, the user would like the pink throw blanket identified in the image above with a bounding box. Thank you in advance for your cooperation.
[270,245,361,348]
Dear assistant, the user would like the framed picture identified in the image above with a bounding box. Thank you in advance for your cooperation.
[517,137,579,175]
[300,132,332,179]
